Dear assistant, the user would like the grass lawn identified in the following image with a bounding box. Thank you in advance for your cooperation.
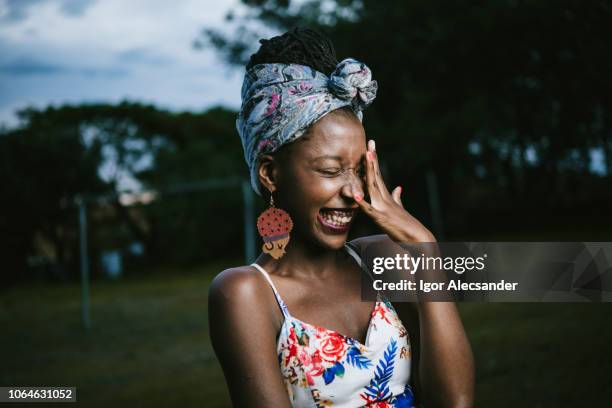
[1,262,610,407]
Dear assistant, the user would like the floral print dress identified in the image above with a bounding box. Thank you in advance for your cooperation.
[250,244,415,407]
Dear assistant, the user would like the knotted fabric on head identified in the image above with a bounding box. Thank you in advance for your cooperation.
[236,57,378,195]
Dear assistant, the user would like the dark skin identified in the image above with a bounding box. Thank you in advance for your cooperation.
[208,109,475,407]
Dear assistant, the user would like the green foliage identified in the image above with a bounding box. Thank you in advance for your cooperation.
[0,108,107,283]
[0,102,249,282]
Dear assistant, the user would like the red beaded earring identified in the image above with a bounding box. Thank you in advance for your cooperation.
[256,192,293,259]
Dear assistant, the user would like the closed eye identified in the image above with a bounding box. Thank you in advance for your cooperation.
[319,168,342,176]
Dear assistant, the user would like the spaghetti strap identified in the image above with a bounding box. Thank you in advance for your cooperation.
[251,263,291,319]
[344,242,377,283]
[344,243,384,303]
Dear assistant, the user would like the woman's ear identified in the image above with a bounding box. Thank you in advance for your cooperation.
[257,154,277,194]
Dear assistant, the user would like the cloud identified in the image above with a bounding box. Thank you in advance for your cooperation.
[0,56,66,74]
[0,0,256,127]
[116,48,172,66]
[0,0,96,22]
[0,0,45,22]
[0,56,128,77]
[58,0,95,17]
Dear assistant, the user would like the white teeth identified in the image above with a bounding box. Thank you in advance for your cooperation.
[320,209,353,227]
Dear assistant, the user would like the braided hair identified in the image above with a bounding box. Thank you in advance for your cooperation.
[246,27,339,76]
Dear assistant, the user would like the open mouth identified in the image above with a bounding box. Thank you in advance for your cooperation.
[317,208,356,233]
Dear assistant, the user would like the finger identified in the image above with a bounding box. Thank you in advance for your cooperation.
[365,149,382,203]
[391,186,403,206]
[354,193,376,217]
[368,140,391,200]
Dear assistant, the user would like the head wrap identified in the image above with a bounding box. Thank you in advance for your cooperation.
[236,57,378,195]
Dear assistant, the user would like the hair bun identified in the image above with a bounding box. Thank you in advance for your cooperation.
[328,58,378,110]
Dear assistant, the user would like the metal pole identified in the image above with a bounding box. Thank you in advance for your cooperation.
[425,169,445,241]
[241,180,256,264]
[77,196,92,330]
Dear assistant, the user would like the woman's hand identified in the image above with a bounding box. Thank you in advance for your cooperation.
[354,139,436,243]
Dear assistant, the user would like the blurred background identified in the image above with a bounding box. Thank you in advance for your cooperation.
[1,0,611,406]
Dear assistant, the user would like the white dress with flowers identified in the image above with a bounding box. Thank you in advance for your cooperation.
[251,244,415,407]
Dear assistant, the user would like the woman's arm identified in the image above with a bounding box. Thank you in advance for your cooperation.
[410,300,474,407]
[208,267,292,408]
[352,140,475,407]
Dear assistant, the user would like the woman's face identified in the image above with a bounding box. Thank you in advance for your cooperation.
[274,109,367,250]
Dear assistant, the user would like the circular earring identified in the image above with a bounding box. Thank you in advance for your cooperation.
[256,192,293,260]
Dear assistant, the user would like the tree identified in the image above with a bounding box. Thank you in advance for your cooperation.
[198,0,612,236]
[0,102,248,283]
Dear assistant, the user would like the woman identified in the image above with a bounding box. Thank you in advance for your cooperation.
[208,27,474,407]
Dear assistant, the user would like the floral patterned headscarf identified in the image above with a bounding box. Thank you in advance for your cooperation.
[236,58,378,195]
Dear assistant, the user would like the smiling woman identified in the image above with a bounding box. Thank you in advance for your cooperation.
[208,27,474,408]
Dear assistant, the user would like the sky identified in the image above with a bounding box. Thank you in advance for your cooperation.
[0,0,266,127]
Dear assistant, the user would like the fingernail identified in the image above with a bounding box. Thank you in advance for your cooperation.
[354,193,363,202]
[368,139,376,151]
[371,139,376,151]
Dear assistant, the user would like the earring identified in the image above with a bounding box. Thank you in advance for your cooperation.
[256,192,293,260]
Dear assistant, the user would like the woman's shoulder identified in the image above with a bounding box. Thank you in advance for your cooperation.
[208,265,268,304]
[208,264,283,325]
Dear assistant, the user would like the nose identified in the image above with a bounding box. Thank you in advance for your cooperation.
[340,170,365,202]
